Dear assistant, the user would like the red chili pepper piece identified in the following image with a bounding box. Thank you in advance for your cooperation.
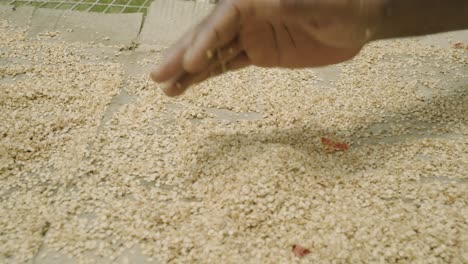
[292,244,311,257]
[321,137,349,152]
[452,42,465,49]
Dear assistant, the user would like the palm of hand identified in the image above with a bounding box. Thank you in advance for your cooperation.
[239,19,362,68]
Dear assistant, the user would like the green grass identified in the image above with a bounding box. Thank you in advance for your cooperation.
[56,3,77,10]
[129,0,146,6]
[13,1,28,6]
[88,4,106,12]
[30,1,46,7]
[104,5,123,13]
[122,6,138,13]
[72,3,92,11]
[114,0,130,5]
[41,2,59,8]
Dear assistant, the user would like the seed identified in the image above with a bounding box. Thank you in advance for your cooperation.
[1,14,466,264]
[206,49,213,59]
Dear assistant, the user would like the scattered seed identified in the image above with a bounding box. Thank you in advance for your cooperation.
[1,13,467,264]
[206,49,213,59]
[452,42,464,49]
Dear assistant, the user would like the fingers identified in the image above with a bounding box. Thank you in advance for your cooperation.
[163,52,251,97]
[183,1,243,73]
[215,38,243,64]
[152,0,249,88]
[152,0,281,96]
[150,25,200,83]
[162,39,243,96]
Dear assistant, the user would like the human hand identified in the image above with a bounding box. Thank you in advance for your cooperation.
[151,0,384,96]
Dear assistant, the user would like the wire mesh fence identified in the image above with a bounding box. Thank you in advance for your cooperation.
[0,0,218,15]
[0,0,153,14]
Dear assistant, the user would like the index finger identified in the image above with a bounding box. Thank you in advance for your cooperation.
[182,0,246,73]
[150,1,240,83]
[150,22,204,83]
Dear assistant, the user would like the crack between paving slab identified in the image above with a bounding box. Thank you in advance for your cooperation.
[30,5,38,16]
[29,6,64,32]
[136,12,148,38]
[31,221,51,263]
[98,87,137,134]
[52,11,65,31]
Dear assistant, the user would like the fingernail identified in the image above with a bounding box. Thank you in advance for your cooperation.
[183,51,197,73]
[161,83,173,95]
[157,82,168,92]
[162,83,183,97]
[150,68,161,82]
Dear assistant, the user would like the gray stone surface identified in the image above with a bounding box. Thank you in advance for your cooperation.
[34,246,159,264]
[417,29,468,48]
[27,9,143,44]
[56,11,143,45]
[140,0,214,45]
[28,8,64,37]
[1,2,467,263]
[0,5,34,27]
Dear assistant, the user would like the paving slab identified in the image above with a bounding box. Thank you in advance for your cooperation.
[34,246,159,264]
[417,29,468,48]
[0,5,34,27]
[25,9,143,44]
[56,11,143,45]
[28,8,64,37]
[2,3,467,263]
[140,0,214,45]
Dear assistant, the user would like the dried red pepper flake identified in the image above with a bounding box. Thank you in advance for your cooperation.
[321,137,349,152]
[292,244,310,257]
[452,42,465,49]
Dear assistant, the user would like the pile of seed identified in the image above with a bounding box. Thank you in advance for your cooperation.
[1,19,467,264]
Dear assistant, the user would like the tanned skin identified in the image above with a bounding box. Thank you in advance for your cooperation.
[150,0,468,97]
